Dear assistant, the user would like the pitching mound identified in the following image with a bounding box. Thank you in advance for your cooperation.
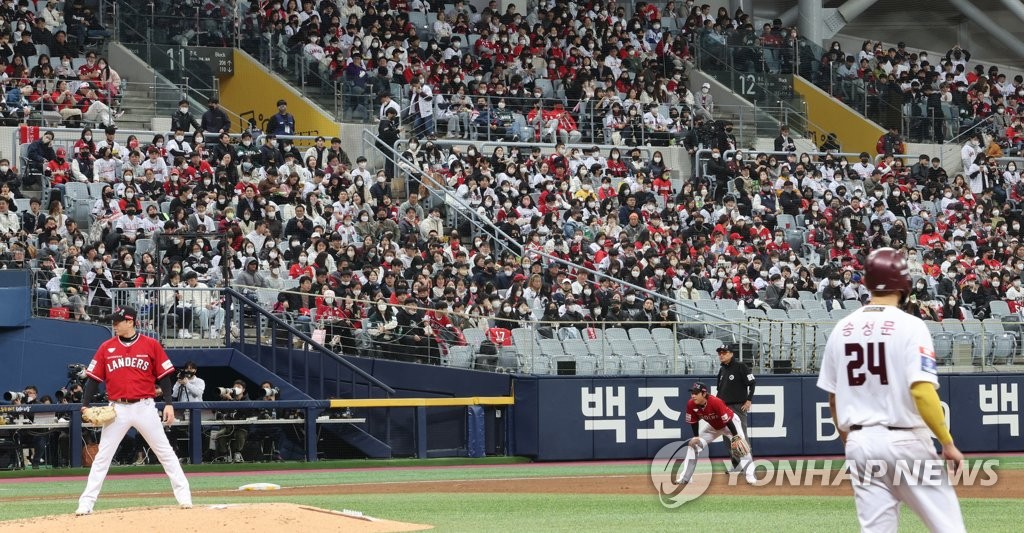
[0,503,432,532]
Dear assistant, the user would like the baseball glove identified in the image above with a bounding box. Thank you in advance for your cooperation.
[82,406,116,426]
[730,435,751,460]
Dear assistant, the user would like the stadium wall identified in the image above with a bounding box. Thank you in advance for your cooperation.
[512,374,1024,460]
[793,76,885,156]
[0,318,112,396]
[217,49,341,139]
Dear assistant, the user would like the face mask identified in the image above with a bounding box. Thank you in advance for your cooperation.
[631,269,640,276]
[994,281,1001,287]
[233,387,243,396]
[179,107,188,113]
[71,265,79,273]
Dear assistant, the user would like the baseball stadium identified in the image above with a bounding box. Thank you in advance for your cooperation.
[1,0,1024,530]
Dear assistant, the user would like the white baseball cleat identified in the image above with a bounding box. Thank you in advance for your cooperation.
[675,474,689,485]
[180,504,193,509]
[75,508,92,516]
[745,471,757,484]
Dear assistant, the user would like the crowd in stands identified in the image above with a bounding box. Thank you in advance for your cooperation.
[1,0,1023,367]
[240,0,709,146]
[0,0,117,126]
[687,8,1024,144]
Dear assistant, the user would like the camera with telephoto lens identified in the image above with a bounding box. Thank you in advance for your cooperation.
[67,363,86,381]
[217,387,242,399]
[3,391,25,402]
[177,369,196,381]
[257,386,280,399]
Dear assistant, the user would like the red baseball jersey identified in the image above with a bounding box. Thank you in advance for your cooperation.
[85,335,175,400]
[685,394,735,430]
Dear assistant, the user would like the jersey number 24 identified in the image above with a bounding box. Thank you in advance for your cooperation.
[845,342,889,386]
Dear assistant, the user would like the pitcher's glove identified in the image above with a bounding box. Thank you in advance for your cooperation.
[82,406,116,426]
[730,435,751,460]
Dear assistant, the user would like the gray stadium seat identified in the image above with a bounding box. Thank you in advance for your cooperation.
[575,355,598,375]
[990,301,1011,319]
[463,328,486,350]
[522,354,552,375]
[688,356,716,375]
[496,346,519,371]
[604,327,630,342]
[609,339,637,357]
[942,318,964,332]
[701,338,722,355]
[538,338,565,358]
[632,338,662,359]
[596,354,620,375]
[644,355,670,375]
[445,345,473,369]
[562,339,592,359]
[679,339,703,357]
[628,327,654,343]
[619,355,644,375]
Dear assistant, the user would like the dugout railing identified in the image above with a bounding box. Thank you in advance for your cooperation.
[0,395,514,468]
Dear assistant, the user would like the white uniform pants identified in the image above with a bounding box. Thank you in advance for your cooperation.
[678,420,754,483]
[78,398,191,511]
[845,426,965,533]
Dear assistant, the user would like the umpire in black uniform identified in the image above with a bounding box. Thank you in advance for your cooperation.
[716,344,755,467]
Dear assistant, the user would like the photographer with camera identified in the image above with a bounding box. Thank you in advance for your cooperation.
[247,381,286,461]
[254,381,280,420]
[4,385,41,468]
[208,379,249,463]
[171,361,205,403]
[4,385,38,423]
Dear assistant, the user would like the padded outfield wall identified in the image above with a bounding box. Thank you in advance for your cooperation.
[511,374,1024,460]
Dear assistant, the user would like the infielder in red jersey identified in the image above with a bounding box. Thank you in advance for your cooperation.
[75,306,192,516]
[677,382,756,485]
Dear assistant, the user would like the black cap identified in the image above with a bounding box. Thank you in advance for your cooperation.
[112,306,138,323]
[689,382,709,395]
[716,345,731,354]
[276,99,287,107]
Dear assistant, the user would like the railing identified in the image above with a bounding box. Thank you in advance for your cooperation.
[368,130,763,352]
[1,400,355,467]
[30,273,1022,376]
[691,37,814,135]
[223,287,396,400]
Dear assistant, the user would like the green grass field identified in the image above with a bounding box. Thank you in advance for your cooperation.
[0,458,1020,532]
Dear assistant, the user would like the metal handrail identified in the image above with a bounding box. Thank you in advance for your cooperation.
[223,286,396,396]
[367,129,762,355]
[691,38,837,141]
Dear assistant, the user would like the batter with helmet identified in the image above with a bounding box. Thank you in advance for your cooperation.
[817,247,965,532]
[675,382,756,486]
[75,306,192,516]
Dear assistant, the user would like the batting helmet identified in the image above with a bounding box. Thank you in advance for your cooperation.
[864,247,911,299]
[688,382,709,395]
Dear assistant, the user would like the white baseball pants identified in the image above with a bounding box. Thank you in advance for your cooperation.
[845,426,965,533]
[77,398,192,512]
[678,421,754,483]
